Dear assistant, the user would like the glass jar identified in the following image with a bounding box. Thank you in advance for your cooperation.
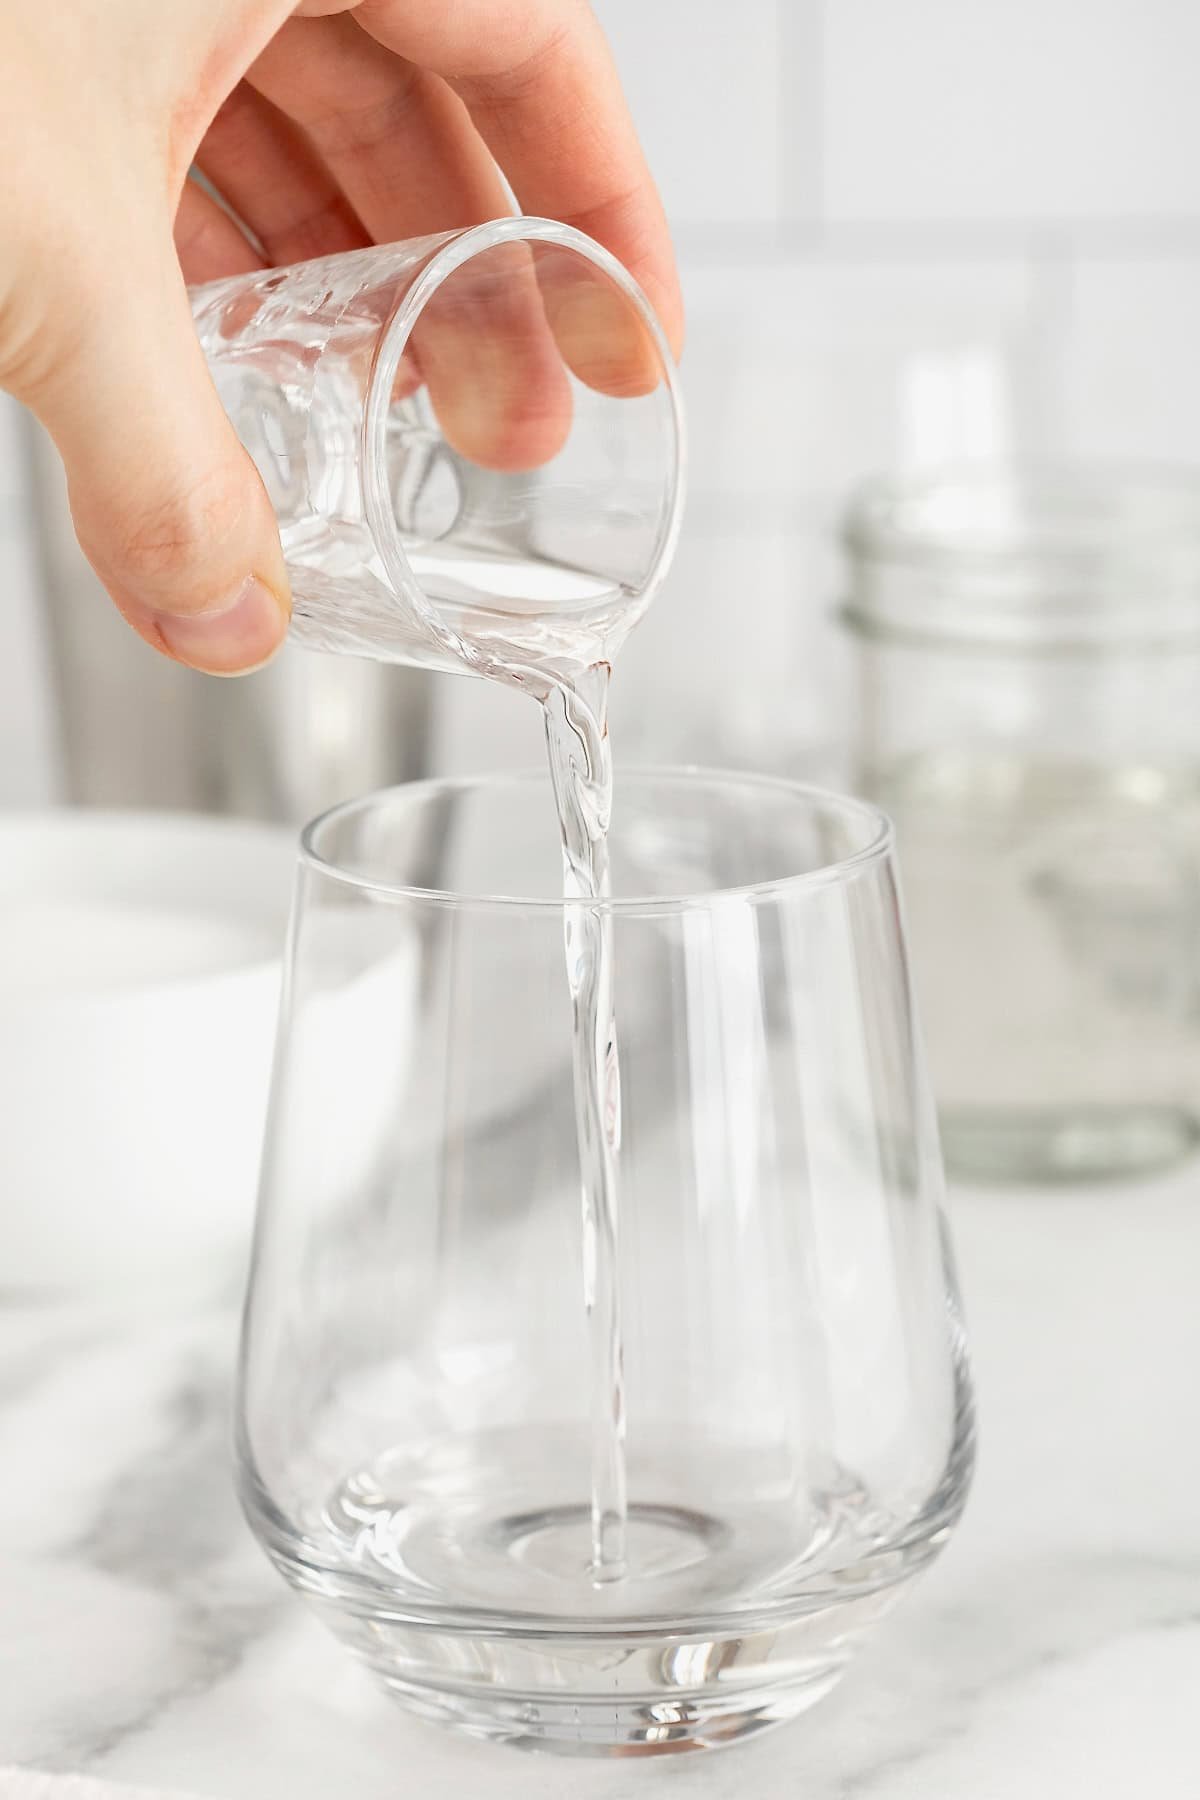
[842,465,1200,1183]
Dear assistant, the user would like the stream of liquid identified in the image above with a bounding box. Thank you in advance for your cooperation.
[541,665,628,1581]
[198,282,640,1588]
[318,648,636,1598]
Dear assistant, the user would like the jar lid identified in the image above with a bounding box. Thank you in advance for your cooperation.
[843,464,1200,648]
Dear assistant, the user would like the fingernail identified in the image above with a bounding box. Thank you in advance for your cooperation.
[545,284,662,399]
[154,576,288,675]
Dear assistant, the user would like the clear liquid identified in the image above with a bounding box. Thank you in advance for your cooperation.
[287,523,637,676]
[317,1424,864,1623]
[195,346,638,674]
[541,666,627,1580]
[306,1425,933,1749]
[201,339,639,1579]
[873,749,1200,1176]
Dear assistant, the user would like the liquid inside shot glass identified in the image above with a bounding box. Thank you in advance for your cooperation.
[236,770,975,1756]
[190,219,684,684]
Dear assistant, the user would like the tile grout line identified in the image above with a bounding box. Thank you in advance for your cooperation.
[1024,236,1078,460]
[775,0,825,233]
[672,219,1200,266]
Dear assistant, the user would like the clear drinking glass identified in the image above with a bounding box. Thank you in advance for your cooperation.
[843,464,1200,1183]
[237,770,974,1756]
[190,219,683,681]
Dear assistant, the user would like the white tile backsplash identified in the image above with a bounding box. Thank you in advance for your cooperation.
[611,512,848,779]
[1057,254,1200,466]
[427,668,547,778]
[595,0,798,225]
[679,253,1045,506]
[821,0,1200,226]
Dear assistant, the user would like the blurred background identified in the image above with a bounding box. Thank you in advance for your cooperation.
[3,0,1200,807]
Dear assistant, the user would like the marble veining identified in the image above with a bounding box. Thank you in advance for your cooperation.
[3,1171,1200,1798]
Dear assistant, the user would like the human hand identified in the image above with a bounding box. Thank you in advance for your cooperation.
[0,1,681,673]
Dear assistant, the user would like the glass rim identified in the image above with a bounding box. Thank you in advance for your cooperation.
[362,216,687,678]
[299,766,894,915]
[842,459,1200,649]
[843,459,1200,565]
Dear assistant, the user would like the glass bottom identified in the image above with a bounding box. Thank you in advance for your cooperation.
[286,1567,904,1756]
[488,1498,723,1582]
[243,1415,972,1756]
[367,1631,860,1755]
[316,1434,855,1618]
[941,1103,1200,1184]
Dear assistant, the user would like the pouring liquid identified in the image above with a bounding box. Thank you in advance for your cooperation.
[542,665,627,1581]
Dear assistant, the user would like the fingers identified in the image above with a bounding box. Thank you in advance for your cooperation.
[171,1,677,515]
[175,177,266,286]
[357,0,684,357]
[463,34,683,359]
[192,84,370,273]
[535,246,670,399]
[21,234,289,675]
[246,14,510,242]
[249,13,573,472]
[408,238,575,472]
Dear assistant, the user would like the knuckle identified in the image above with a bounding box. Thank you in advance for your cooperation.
[305,69,423,162]
[272,197,365,267]
[210,84,261,146]
[101,459,250,600]
[174,202,233,275]
[453,3,579,88]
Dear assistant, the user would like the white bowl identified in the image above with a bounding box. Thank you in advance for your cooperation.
[0,811,294,1293]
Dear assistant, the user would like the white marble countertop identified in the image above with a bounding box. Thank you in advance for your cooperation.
[3,1169,1199,1798]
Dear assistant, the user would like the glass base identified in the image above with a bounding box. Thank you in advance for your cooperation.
[242,1413,972,1756]
[251,1510,946,1755]
[941,1103,1200,1184]
[372,1650,851,1755]
[302,1576,902,1757]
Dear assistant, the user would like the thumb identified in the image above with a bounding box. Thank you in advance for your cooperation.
[20,237,290,676]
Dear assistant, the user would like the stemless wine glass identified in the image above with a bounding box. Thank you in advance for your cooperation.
[237,771,974,1756]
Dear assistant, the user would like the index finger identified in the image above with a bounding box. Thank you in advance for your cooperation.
[354,0,684,357]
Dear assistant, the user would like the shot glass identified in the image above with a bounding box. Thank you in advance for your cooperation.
[191,220,684,681]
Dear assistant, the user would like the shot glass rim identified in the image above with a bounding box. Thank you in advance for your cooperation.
[299,766,894,916]
[362,215,687,678]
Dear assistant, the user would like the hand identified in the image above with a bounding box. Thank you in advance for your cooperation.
[0,1,682,674]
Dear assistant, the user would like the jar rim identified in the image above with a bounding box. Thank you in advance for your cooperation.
[843,461,1200,648]
[845,461,1200,563]
[362,216,686,685]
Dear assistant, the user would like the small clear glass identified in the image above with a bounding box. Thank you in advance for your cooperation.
[190,220,683,681]
[236,770,974,1756]
[843,463,1200,1183]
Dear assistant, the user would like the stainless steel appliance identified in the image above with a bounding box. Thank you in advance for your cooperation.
[26,422,433,823]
